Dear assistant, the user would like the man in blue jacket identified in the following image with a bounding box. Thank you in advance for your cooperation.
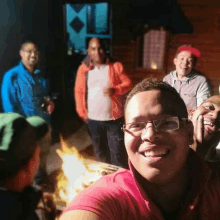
[1,40,54,123]
[1,41,54,184]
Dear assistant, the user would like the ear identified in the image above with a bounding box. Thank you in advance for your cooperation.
[23,147,40,179]
[19,49,23,58]
[192,59,197,68]
[173,57,177,66]
[87,48,91,56]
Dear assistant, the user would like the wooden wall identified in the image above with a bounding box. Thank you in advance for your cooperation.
[110,0,220,94]
[169,0,220,94]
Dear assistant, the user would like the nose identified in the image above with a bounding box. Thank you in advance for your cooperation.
[30,51,38,56]
[93,48,100,55]
[141,123,160,142]
[181,58,187,64]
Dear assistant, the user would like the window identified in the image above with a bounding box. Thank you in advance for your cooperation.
[136,28,169,72]
[65,3,111,55]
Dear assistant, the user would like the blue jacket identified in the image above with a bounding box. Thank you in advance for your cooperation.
[1,61,50,123]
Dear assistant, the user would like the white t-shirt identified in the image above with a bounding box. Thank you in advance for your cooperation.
[87,65,113,121]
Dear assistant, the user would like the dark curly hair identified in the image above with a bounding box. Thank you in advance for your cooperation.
[20,40,39,50]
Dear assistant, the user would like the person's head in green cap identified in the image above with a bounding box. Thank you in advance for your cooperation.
[0,113,48,192]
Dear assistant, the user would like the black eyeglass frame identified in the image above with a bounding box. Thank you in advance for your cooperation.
[122,116,189,133]
[22,49,40,55]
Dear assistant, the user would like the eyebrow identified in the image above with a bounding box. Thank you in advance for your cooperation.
[203,101,213,105]
[129,114,175,121]
[206,101,220,106]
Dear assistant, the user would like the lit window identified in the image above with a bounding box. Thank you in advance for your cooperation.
[137,28,169,71]
[65,3,111,55]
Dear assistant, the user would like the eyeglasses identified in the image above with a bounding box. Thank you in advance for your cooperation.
[122,117,189,135]
[22,50,40,55]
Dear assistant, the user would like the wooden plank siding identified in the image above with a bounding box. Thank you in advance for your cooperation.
[110,0,220,94]
[167,2,220,94]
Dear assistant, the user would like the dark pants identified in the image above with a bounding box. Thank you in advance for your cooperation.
[88,118,128,168]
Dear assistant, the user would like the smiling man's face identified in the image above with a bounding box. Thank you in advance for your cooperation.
[191,96,220,141]
[174,51,196,79]
[124,90,192,183]
[88,38,105,66]
[20,43,39,69]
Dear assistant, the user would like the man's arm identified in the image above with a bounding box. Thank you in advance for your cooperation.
[189,108,212,157]
[59,179,121,220]
[1,74,18,113]
[60,210,101,220]
[112,62,132,95]
[74,64,88,121]
[196,79,212,107]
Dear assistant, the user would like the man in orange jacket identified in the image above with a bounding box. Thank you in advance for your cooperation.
[74,37,132,167]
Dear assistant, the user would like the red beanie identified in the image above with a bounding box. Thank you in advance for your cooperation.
[177,46,201,58]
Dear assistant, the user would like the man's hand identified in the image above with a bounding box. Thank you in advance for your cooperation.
[194,115,204,143]
[47,100,55,114]
[41,97,55,114]
[103,87,116,97]
[37,192,56,215]
[189,108,204,153]
[82,115,88,123]
[189,109,204,144]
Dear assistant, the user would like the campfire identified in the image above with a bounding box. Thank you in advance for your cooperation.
[55,137,119,209]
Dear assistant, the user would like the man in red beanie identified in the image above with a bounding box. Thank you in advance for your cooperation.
[163,45,211,110]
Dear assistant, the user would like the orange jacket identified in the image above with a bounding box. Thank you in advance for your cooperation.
[74,56,132,120]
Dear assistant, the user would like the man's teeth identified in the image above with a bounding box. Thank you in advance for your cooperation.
[144,149,168,157]
[204,120,213,126]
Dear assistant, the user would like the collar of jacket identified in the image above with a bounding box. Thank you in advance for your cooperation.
[19,61,41,84]
[172,69,197,83]
[82,55,110,69]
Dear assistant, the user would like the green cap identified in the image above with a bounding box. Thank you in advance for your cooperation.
[0,113,48,175]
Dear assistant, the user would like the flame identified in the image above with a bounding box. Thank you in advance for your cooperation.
[56,137,118,205]
[151,61,157,70]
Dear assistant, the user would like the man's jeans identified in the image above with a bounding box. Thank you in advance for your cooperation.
[88,118,128,168]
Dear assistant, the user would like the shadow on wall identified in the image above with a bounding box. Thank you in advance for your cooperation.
[0,31,22,112]
[0,0,24,112]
